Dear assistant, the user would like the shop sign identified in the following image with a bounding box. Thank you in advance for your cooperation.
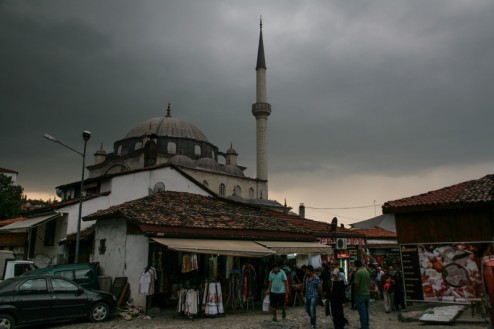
[400,241,493,303]
[337,252,350,259]
[321,237,366,246]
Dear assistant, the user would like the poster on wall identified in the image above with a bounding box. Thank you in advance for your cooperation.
[400,241,493,304]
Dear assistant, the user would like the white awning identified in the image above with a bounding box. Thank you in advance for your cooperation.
[151,238,276,258]
[366,239,398,245]
[255,241,333,255]
[0,213,61,231]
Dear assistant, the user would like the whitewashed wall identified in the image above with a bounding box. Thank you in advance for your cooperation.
[93,218,149,308]
[38,166,211,265]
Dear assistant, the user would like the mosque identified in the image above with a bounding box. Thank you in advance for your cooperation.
[56,21,285,211]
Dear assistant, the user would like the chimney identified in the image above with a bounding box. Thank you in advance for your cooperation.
[299,203,305,219]
[340,223,345,228]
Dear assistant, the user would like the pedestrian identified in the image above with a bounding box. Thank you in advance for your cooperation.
[330,268,349,329]
[375,266,385,299]
[346,266,356,309]
[266,262,289,322]
[393,269,406,311]
[353,259,371,329]
[302,265,323,329]
[381,267,395,313]
[338,267,347,285]
[320,262,332,316]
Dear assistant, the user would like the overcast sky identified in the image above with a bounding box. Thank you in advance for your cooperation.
[1,0,494,225]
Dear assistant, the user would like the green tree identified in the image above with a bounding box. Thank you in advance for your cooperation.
[0,174,23,220]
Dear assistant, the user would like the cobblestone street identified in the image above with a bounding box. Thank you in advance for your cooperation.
[41,299,488,329]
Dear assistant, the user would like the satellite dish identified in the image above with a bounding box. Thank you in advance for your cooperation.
[152,182,166,194]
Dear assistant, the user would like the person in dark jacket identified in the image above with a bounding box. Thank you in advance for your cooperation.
[330,269,349,329]
[393,270,406,311]
[346,267,356,309]
[320,262,332,316]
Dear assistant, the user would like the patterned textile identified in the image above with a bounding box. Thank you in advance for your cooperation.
[304,274,321,299]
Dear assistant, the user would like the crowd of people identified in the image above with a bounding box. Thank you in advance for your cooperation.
[266,260,405,329]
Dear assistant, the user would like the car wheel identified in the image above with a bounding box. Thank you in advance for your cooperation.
[0,314,15,329]
[89,302,110,322]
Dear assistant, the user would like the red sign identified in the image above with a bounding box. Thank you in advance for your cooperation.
[337,252,350,258]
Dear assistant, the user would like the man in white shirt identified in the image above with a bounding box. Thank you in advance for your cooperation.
[375,266,385,299]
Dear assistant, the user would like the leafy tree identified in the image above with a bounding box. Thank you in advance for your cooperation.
[0,174,23,220]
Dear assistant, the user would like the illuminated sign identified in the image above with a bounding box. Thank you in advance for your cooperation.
[320,237,366,246]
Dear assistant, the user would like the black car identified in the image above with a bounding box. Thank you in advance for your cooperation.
[0,275,117,329]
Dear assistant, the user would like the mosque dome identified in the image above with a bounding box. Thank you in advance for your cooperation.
[223,164,244,177]
[125,104,208,142]
[170,155,196,168]
[196,158,222,172]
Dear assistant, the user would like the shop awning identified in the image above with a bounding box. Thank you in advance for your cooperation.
[255,241,333,255]
[0,213,61,231]
[0,232,27,246]
[151,238,276,258]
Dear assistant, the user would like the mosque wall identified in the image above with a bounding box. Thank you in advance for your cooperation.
[180,168,264,199]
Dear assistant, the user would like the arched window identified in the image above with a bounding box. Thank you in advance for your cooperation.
[203,180,209,188]
[219,183,225,196]
[167,142,176,154]
[194,145,201,157]
[117,145,122,155]
[249,188,255,199]
[134,141,142,150]
[234,185,241,197]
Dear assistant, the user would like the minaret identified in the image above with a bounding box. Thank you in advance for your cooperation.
[252,18,271,196]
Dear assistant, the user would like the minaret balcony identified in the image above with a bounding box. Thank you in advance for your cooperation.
[252,102,271,118]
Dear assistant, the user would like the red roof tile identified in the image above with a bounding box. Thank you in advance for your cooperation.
[350,227,396,238]
[0,217,25,227]
[265,211,364,237]
[84,191,313,240]
[59,225,95,245]
[383,174,494,211]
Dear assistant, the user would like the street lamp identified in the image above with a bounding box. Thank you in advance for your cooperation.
[44,131,91,263]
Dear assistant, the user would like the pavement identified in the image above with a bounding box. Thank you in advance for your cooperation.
[42,298,489,329]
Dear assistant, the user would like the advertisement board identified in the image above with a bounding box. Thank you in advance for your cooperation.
[400,241,493,304]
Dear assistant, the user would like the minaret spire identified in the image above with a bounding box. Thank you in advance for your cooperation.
[256,17,266,71]
[252,18,271,197]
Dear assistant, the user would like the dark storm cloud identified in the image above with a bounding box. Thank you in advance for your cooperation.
[1,0,494,221]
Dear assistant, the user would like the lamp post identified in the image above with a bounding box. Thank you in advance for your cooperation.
[44,131,91,263]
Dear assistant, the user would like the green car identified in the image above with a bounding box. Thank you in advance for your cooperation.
[22,263,100,290]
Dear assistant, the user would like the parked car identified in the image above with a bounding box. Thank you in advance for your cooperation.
[22,262,100,290]
[0,275,117,328]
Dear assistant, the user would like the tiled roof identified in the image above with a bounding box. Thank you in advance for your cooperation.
[20,191,111,217]
[0,167,18,174]
[59,225,95,245]
[350,227,396,238]
[383,174,494,212]
[84,191,313,240]
[0,217,25,227]
[261,211,365,237]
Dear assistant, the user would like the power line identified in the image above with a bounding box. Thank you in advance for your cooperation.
[309,208,365,222]
[305,204,383,210]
